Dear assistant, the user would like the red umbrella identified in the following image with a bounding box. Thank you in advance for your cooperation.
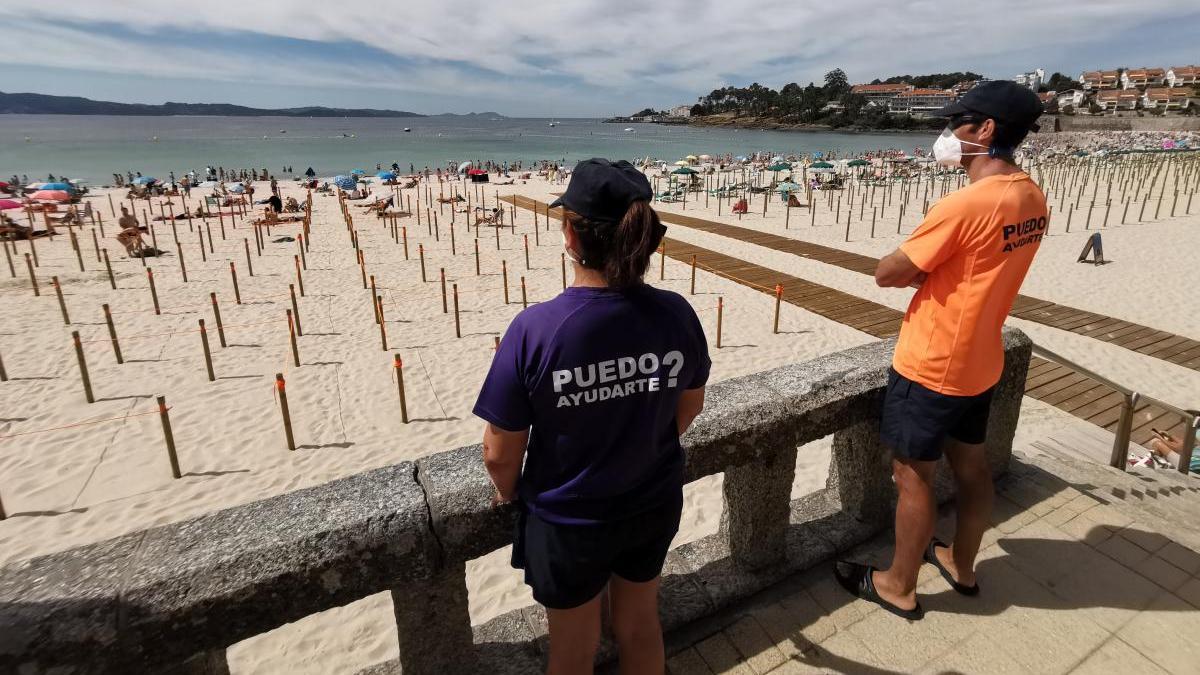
[30,190,70,202]
[0,199,22,210]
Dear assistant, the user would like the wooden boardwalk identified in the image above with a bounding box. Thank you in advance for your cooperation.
[649,210,1200,373]
[503,195,1190,447]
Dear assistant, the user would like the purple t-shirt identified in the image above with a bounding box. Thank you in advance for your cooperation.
[473,284,711,525]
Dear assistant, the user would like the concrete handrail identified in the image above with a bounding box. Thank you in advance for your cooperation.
[0,329,1033,674]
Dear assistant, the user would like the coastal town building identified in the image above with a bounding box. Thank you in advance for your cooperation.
[1056,89,1086,110]
[1166,66,1200,87]
[849,83,913,106]
[1142,87,1193,111]
[888,88,956,116]
[668,105,692,118]
[1095,89,1140,112]
[1080,70,1120,90]
[1013,69,1045,91]
[951,80,984,96]
[1036,91,1056,111]
[1121,67,1166,90]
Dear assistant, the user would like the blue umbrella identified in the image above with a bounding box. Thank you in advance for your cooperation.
[133,176,156,185]
[333,175,357,190]
[39,182,73,192]
[227,182,246,194]
[377,171,396,180]
[350,168,366,176]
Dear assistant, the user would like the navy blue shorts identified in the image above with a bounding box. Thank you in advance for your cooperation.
[880,368,995,462]
[511,496,682,610]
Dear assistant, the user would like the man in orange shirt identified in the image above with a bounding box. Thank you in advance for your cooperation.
[836,81,1047,619]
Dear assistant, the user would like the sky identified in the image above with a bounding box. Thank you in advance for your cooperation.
[1,1,1197,117]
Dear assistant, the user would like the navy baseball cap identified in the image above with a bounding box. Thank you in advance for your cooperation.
[550,158,653,224]
[932,80,1043,133]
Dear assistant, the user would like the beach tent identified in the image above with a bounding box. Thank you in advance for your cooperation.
[0,199,22,210]
[132,176,156,185]
[227,182,246,194]
[333,175,357,190]
[39,182,73,192]
[350,168,367,176]
[31,190,71,201]
[810,161,834,169]
[377,171,396,180]
[458,161,472,173]
[673,160,690,166]
[775,181,802,192]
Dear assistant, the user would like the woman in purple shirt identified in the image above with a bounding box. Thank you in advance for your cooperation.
[475,159,710,674]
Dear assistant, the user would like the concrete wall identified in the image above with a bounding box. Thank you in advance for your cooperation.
[1041,114,1200,132]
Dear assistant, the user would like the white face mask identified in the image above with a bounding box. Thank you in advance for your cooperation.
[932,127,989,167]
[561,232,580,263]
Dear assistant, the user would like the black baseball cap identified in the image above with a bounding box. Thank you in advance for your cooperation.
[549,158,653,224]
[932,80,1043,133]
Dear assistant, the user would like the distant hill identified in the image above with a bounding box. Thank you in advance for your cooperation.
[0,91,424,117]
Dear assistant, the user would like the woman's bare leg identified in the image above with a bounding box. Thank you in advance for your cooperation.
[610,576,664,675]
[546,592,603,675]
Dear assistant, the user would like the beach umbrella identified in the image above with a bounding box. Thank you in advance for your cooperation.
[673,160,690,166]
[350,168,366,175]
[458,161,472,172]
[775,181,802,193]
[685,155,698,161]
[766,162,792,172]
[31,190,71,201]
[227,182,246,194]
[810,161,834,169]
[377,171,396,180]
[0,199,22,210]
[132,176,156,185]
[699,154,712,160]
[39,182,73,192]
[847,159,870,167]
[671,166,698,175]
[333,175,357,190]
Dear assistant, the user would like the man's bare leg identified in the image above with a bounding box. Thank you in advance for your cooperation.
[872,458,937,610]
[546,592,603,675]
[937,440,992,587]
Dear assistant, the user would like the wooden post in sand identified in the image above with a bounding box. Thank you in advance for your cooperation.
[229,262,242,304]
[91,227,101,262]
[24,253,38,296]
[402,226,409,260]
[158,396,181,479]
[453,283,461,338]
[524,235,530,270]
[716,297,724,349]
[103,303,123,363]
[275,374,296,451]
[502,260,510,304]
[690,255,697,295]
[101,249,116,289]
[147,268,161,315]
[475,239,481,275]
[0,348,7,381]
[107,193,116,217]
[289,284,302,336]
[440,268,448,313]
[210,293,227,347]
[520,276,528,309]
[243,239,254,276]
[376,296,388,351]
[52,276,70,324]
[72,331,94,403]
[199,319,215,381]
[393,355,409,423]
[178,244,188,283]
[298,235,307,270]
[70,230,85,272]
[287,310,300,367]
[773,284,783,334]
[294,255,305,296]
[3,239,13,278]
[659,242,666,280]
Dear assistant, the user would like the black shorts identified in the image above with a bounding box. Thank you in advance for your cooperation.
[880,368,995,462]
[511,496,682,610]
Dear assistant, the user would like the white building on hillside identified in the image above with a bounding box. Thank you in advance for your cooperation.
[1014,69,1045,91]
[668,105,692,118]
[1056,89,1086,110]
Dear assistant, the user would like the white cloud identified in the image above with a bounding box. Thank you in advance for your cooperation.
[0,0,1192,114]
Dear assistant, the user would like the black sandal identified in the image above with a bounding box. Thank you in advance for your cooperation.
[833,561,924,620]
[924,538,980,596]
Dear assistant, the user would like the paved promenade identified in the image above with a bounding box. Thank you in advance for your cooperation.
[659,446,1200,675]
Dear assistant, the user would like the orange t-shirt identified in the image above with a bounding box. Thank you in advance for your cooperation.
[893,172,1047,396]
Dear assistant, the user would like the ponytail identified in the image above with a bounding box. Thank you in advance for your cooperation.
[565,201,664,289]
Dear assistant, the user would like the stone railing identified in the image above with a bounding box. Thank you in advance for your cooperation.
[0,329,1032,674]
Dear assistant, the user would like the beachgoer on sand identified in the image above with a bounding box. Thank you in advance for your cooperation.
[117,225,146,256]
[475,159,708,674]
[836,81,1048,620]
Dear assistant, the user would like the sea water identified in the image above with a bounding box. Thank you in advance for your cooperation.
[0,115,925,185]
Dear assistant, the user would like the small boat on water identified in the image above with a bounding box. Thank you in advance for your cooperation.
[548,122,557,127]
[624,127,634,132]
[404,128,411,132]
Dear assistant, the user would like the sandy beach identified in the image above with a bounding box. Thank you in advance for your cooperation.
[1,151,1198,673]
